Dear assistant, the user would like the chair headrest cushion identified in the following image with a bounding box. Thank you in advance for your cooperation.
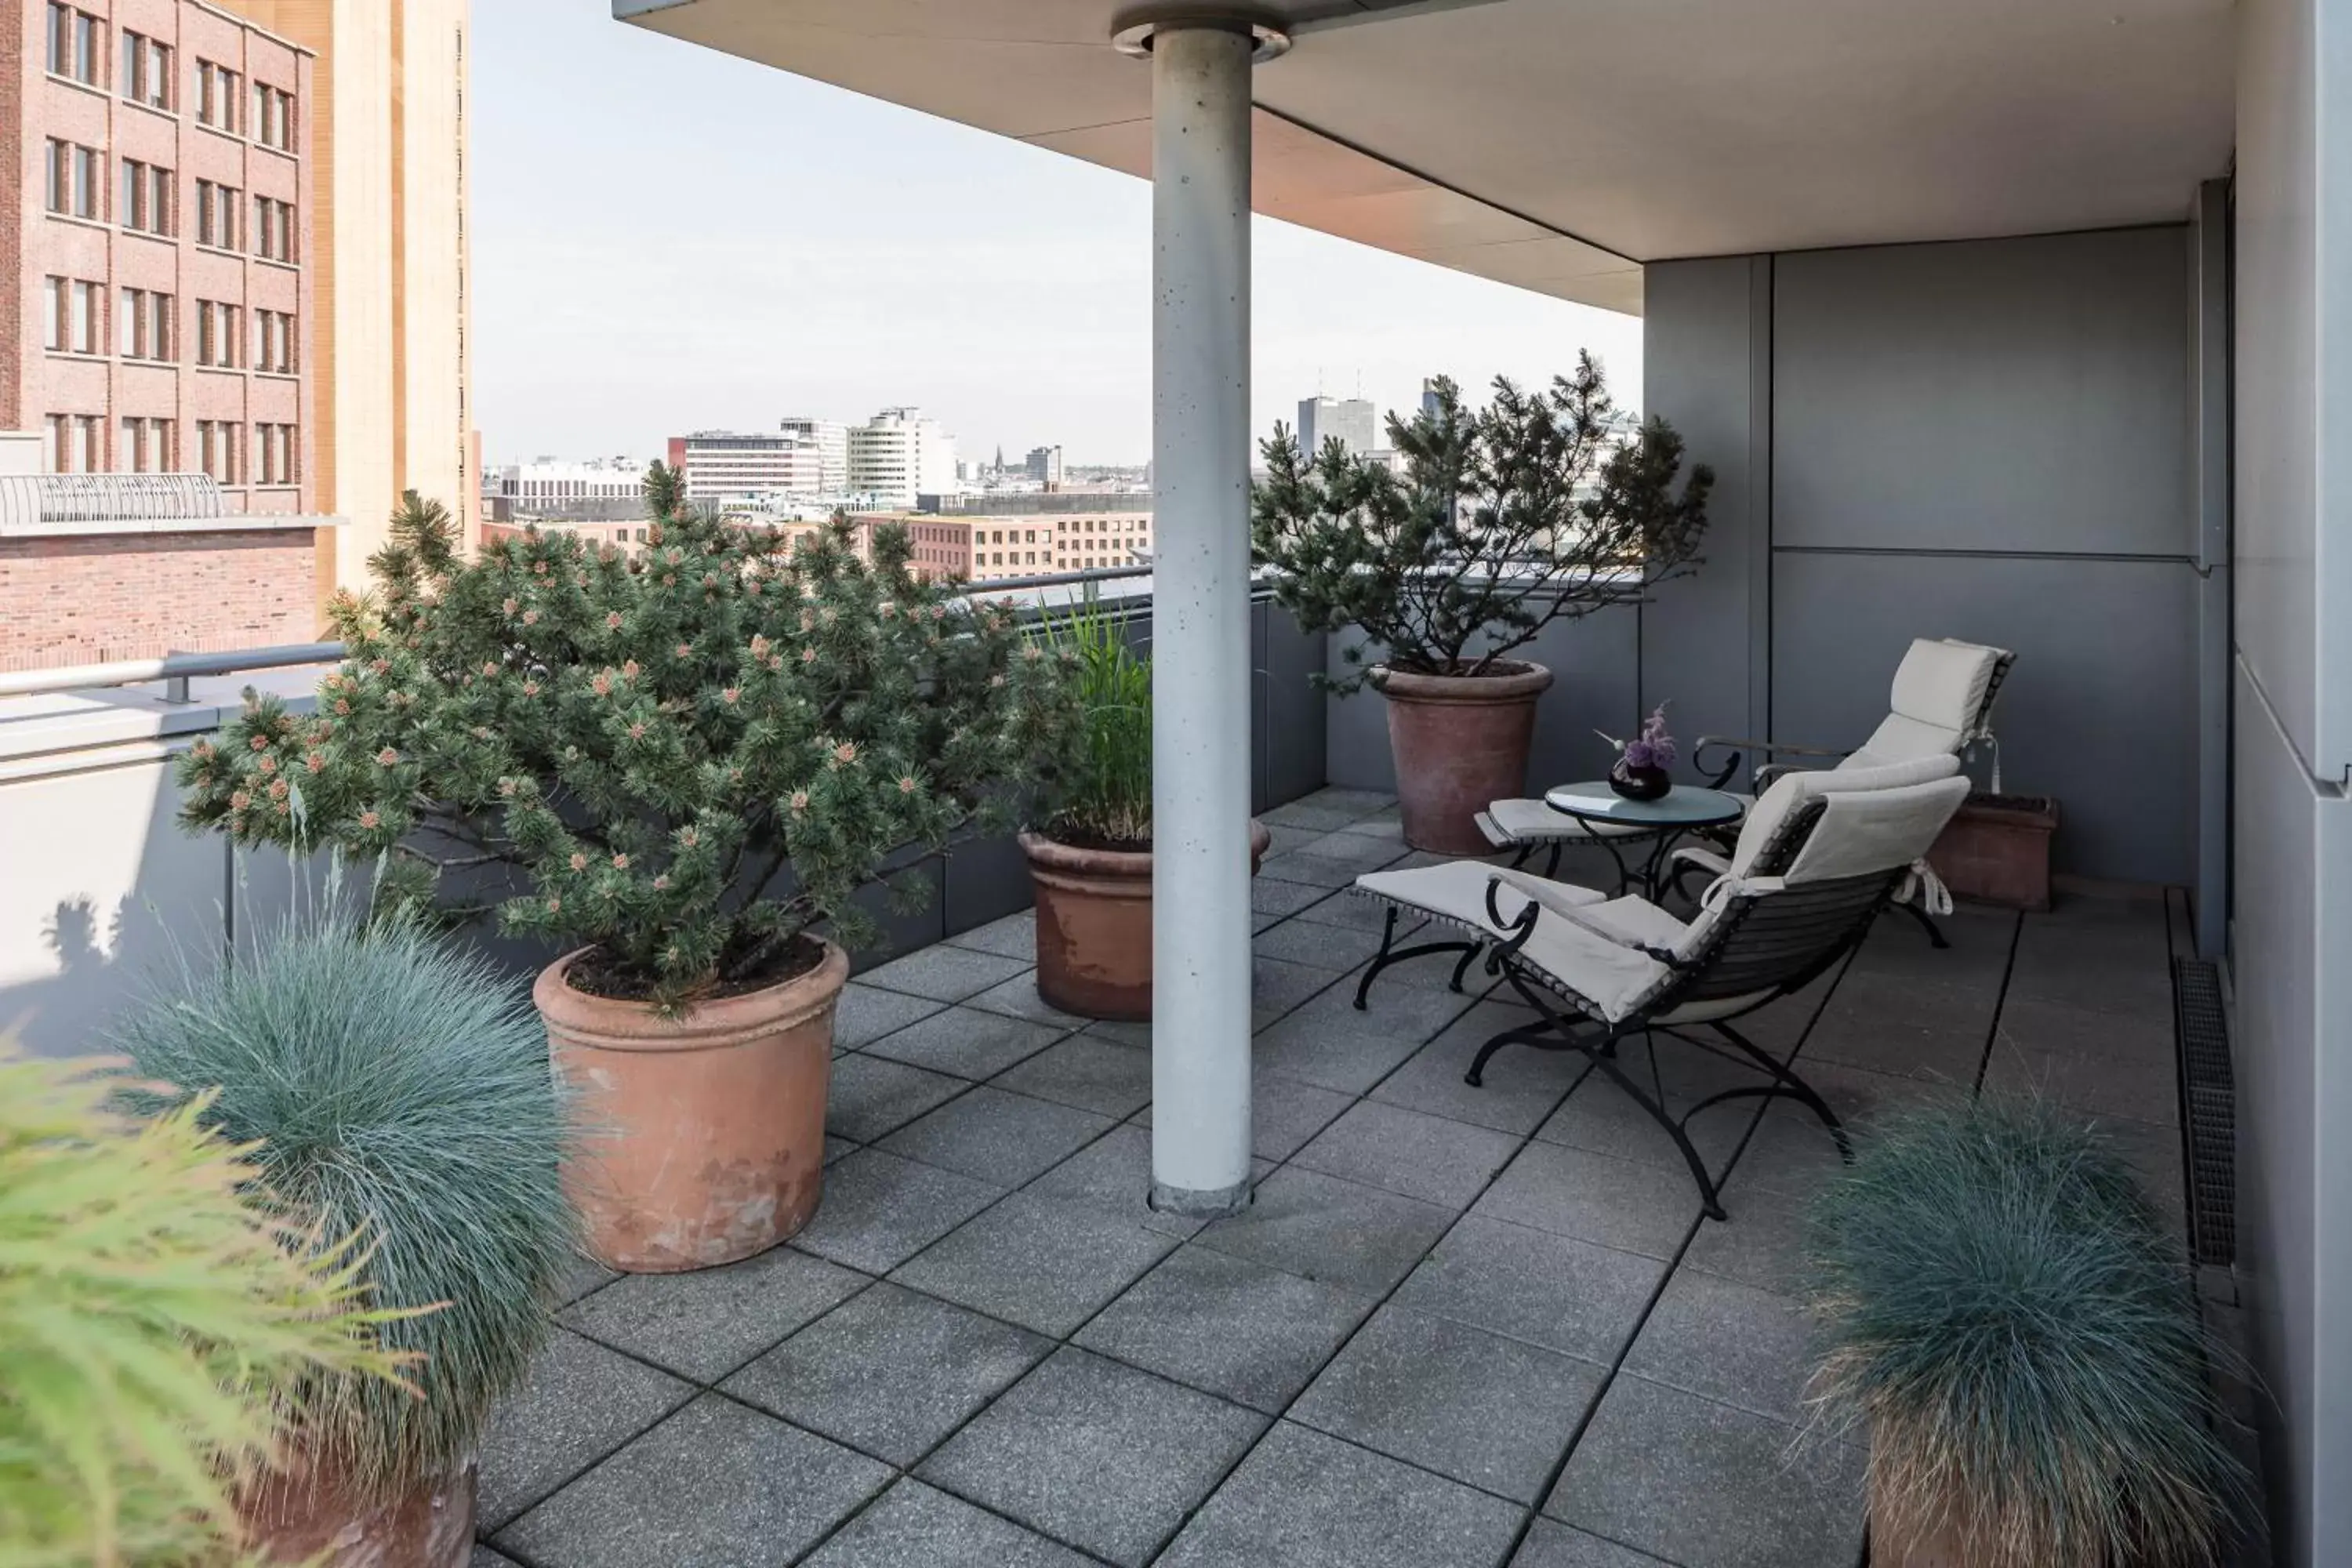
[1889,638,2005,731]
[1731,755,1959,877]
[1779,774,1973,885]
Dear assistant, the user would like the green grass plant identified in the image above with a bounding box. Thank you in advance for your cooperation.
[1036,587,1152,846]
[1805,1098,2248,1567]
[111,915,577,1501]
[0,1047,403,1567]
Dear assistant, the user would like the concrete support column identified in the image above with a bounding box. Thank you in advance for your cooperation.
[1144,18,1256,1216]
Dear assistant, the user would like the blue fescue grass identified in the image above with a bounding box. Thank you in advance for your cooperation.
[1804,1098,2249,1567]
[111,913,578,1497]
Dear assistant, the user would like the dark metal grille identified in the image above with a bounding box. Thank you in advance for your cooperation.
[2174,956,2236,1266]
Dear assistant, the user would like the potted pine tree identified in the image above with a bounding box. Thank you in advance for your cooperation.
[1806,1100,2249,1567]
[179,494,1072,1272]
[112,917,575,1566]
[1252,354,1713,854]
[1017,592,1271,1019]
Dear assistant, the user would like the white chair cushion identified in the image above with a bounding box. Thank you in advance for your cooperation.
[1354,861,1605,938]
[1570,895,1692,952]
[1479,797,1646,845]
[1780,775,1972,885]
[1510,911,1673,1022]
[1730,754,1960,877]
[1892,638,2002,729]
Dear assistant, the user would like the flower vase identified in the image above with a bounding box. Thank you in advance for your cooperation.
[1609,758,1671,801]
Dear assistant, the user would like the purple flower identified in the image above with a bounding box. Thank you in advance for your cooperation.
[1624,739,1658,769]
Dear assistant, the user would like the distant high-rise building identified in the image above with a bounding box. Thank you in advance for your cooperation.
[489,456,648,524]
[218,0,478,607]
[777,416,848,493]
[1297,394,1377,459]
[1421,379,1445,419]
[667,430,829,502]
[1025,445,1063,485]
[848,407,957,509]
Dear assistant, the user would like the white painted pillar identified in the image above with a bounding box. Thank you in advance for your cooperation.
[1147,19,1255,1216]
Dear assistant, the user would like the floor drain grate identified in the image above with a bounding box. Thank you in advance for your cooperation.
[2174,957,2235,1267]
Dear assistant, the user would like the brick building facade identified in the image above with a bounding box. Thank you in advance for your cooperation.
[0,520,321,669]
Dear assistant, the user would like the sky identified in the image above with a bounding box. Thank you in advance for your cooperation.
[470,2,1642,470]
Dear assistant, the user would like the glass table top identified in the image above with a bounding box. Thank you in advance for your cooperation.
[1541,782,1745,828]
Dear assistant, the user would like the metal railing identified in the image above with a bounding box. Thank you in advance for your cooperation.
[0,472,229,531]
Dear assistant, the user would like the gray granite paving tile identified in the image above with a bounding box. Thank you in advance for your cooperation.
[1544,1375,1865,1568]
[892,1190,1177,1337]
[1622,1268,1815,1426]
[1981,1034,2181,1126]
[1729,1059,1944,1200]
[1679,1179,1813,1296]
[1392,1214,1666,1365]
[1254,913,1399,972]
[1371,1001,1581,1134]
[879,1084,1116,1187]
[475,1328,695,1530]
[495,1395,890,1568]
[1022,1123,1276,1239]
[991,1032,1155,1118]
[963,970,1094,1029]
[1292,1098,1524,1207]
[1530,1047,1759,1181]
[918,1348,1267,1567]
[834,982,950,1051]
[802,1479,1096,1568]
[723,1281,1051,1466]
[1798,968,1993,1083]
[1256,953,1340,1018]
[824,1134,857,1164]
[1076,1244,1374,1412]
[1283,830,1412,874]
[1196,1165,1455,1295]
[1287,886,1405,930]
[826,1054,970,1142]
[469,1548,517,1568]
[1338,813,1407,841]
[860,944,1033,1003]
[862,1005,1071,1081]
[1471,1141,1702,1261]
[1265,822,1323,857]
[1510,1519,1675,1566]
[1299,786,1396,815]
[1257,850,1371,888]
[1128,1069,1357,1163]
[1251,876,1331,924]
[1254,988,1470,1095]
[1991,989,2176,1063]
[942,909,1039,962]
[1156,1419,1523,1568]
[1290,1302,1605,1504]
[559,1244,867,1382]
[792,1149,1007,1275]
[555,1250,619,1307]
[1261,800,1370,832]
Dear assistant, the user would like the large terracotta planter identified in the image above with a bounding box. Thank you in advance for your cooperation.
[241,1455,476,1568]
[539,942,848,1272]
[1022,820,1273,1022]
[1927,793,2059,913]
[1374,661,1554,855]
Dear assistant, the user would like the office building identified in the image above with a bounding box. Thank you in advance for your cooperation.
[488,456,648,524]
[777,415,848,493]
[1025,443,1062,485]
[666,430,829,503]
[1297,393,1377,458]
[215,0,477,605]
[3,0,318,513]
[848,406,957,509]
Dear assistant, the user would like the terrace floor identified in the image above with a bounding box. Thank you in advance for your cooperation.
[470,786,2192,1568]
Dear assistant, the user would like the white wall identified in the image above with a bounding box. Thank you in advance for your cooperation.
[2229,0,2351,1560]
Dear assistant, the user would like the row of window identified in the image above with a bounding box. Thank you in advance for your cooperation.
[43,413,300,485]
[45,142,299,259]
[47,5,299,148]
[42,278,297,372]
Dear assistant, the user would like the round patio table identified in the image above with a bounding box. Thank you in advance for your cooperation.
[1541,782,1744,902]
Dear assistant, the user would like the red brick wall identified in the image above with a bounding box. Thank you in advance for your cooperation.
[0,528,321,670]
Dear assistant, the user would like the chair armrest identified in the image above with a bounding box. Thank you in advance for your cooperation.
[1693,735,1853,789]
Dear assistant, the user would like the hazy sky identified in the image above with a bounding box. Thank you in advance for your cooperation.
[470,2,1642,469]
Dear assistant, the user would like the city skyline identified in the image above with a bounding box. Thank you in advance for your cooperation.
[469,0,1641,472]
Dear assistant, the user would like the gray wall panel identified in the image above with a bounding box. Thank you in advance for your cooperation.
[1770,552,2198,884]
[1774,228,2194,558]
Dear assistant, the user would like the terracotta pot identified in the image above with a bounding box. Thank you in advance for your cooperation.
[1022,820,1273,1022]
[1374,661,1554,855]
[241,1454,476,1568]
[1926,793,2059,913]
[539,942,848,1272]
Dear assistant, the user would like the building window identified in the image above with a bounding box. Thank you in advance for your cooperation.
[254,423,297,485]
[252,308,296,372]
[120,159,172,234]
[47,4,100,85]
[253,196,296,261]
[122,31,172,107]
[195,301,242,368]
[69,281,98,354]
[45,140,102,219]
[196,180,241,249]
[254,82,296,150]
[195,61,242,132]
[120,289,176,360]
[197,420,239,484]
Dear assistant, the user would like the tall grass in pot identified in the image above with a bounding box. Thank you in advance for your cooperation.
[1805,1098,2249,1567]
[111,913,577,1566]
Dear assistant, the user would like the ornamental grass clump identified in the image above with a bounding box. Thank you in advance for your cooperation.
[1034,589,1152,848]
[0,1046,403,1568]
[1805,1098,2249,1568]
[175,500,1076,1011]
[110,916,577,1503]
[1251,351,1713,693]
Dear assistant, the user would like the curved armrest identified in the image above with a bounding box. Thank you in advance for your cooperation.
[1693,734,1853,789]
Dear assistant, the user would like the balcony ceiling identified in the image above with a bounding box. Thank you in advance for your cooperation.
[616,0,2238,317]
